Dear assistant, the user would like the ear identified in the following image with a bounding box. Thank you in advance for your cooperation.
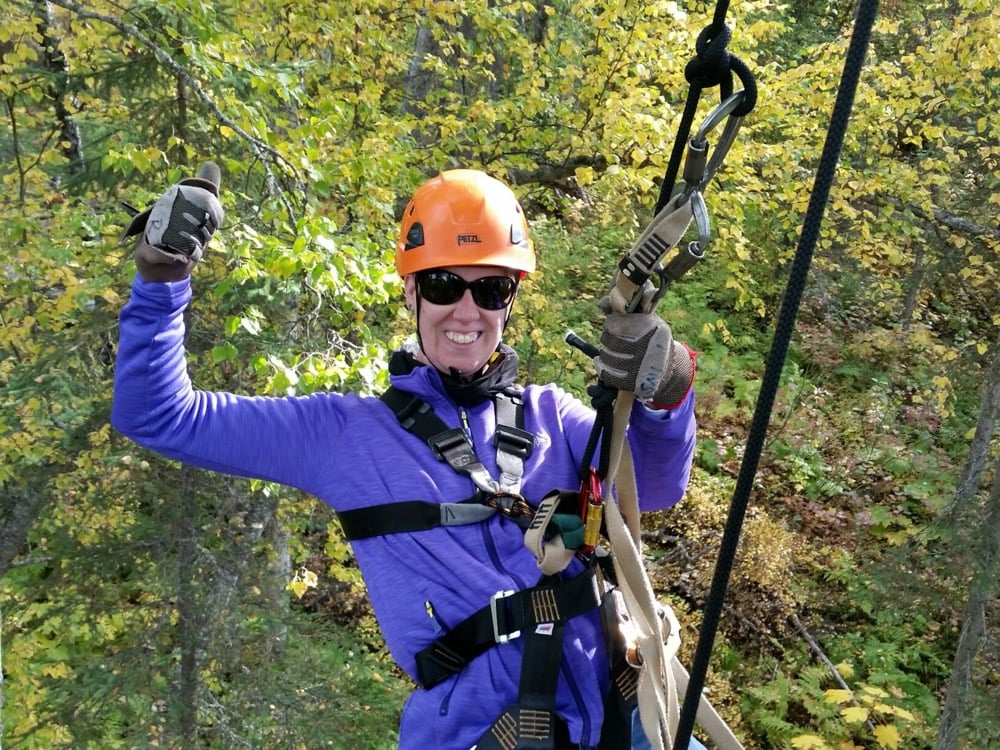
[403,274,417,312]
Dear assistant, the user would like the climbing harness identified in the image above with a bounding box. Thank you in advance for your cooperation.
[336,386,638,749]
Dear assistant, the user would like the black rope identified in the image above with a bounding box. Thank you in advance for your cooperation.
[672,1,881,747]
[567,331,617,482]
[653,10,758,216]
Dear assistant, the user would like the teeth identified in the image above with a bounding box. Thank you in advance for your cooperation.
[446,331,479,345]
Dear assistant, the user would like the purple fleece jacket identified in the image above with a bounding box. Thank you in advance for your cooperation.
[112,275,696,749]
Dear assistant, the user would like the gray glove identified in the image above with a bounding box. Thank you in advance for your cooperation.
[121,162,224,282]
[595,312,694,407]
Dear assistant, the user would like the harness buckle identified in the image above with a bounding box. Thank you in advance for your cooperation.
[428,428,475,465]
[486,491,533,519]
[493,424,535,459]
[490,589,522,644]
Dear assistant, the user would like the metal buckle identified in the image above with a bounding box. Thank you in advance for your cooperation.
[485,492,533,519]
[490,589,521,644]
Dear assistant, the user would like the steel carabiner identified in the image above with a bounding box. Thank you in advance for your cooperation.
[677,89,748,200]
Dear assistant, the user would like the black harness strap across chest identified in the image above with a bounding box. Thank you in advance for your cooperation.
[335,386,534,541]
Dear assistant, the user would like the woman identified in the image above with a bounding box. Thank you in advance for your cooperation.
[113,168,698,749]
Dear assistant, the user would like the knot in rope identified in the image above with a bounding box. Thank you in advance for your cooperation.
[587,381,618,411]
[684,23,759,116]
[685,22,733,89]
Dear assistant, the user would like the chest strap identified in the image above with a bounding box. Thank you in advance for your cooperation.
[414,564,602,689]
[336,387,535,540]
[381,385,534,496]
[337,496,498,540]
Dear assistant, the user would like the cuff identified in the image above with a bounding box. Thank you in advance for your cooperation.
[649,343,697,410]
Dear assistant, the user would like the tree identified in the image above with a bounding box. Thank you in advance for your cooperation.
[935,340,1000,749]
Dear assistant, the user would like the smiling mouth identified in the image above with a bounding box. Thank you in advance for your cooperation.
[445,331,480,345]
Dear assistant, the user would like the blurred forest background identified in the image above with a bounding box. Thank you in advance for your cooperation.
[1,0,997,747]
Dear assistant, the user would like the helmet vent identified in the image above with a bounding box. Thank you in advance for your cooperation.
[405,222,425,250]
[510,223,526,247]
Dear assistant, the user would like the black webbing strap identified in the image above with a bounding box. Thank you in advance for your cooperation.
[474,618,570,750]
[596,589,640,749]
[380,386,533,495]
[336,387,535,541]
[337,495,489,540]
[414,565,601,689]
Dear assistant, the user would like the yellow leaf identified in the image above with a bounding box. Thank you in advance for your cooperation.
[44,661,72,678]
[873,724,901,749]
[791,735,830,749]
[841,705,870,724]
[835,662,855,679]
[287,579,308,598]
[825,688,854,704]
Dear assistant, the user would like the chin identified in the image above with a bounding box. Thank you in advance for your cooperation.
[449,359,488,377]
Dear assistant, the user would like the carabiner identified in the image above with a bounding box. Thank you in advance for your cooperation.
[676,89,748,199]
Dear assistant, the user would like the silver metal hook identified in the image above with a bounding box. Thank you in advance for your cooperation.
[677,89,747,199]
[692,89,747,144]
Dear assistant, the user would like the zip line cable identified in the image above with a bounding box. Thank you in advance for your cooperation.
[672,1,881,747]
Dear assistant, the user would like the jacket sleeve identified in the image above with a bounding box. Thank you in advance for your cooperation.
[111,275,341,494]
[627,392,696,511]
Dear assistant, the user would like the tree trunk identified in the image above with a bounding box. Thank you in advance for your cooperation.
[941,341,1000,520]
[38,1,85,175]
[401,21,438,119]
[0,486,47,578]
[176,469,203,746]
[900,241,925,332]
[935,451,1000,749]
[935,341,1000,749]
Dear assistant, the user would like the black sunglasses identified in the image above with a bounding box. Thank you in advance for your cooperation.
[416,270,518,311]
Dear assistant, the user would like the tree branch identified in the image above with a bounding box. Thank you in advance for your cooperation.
[790,612,877,734]
[44,0,301,225]
[878,194,1000,242]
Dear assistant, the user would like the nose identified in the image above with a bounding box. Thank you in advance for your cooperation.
[452,288,480,319]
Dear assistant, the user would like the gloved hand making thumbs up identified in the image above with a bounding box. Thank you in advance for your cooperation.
[120,162,224,282]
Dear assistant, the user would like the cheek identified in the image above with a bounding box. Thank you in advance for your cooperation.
[416,305,444,339]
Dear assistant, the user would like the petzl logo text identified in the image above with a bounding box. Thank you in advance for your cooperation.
[457,234,482,245]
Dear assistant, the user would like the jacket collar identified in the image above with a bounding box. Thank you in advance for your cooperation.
[387,342,519,407]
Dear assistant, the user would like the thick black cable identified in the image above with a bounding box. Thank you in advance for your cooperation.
[672,2,881,747]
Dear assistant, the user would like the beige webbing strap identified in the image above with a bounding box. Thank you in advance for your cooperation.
[606,394,744,750]
[524,490,578,576]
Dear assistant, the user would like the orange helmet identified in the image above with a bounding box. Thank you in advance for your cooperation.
[395,169,535,277]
